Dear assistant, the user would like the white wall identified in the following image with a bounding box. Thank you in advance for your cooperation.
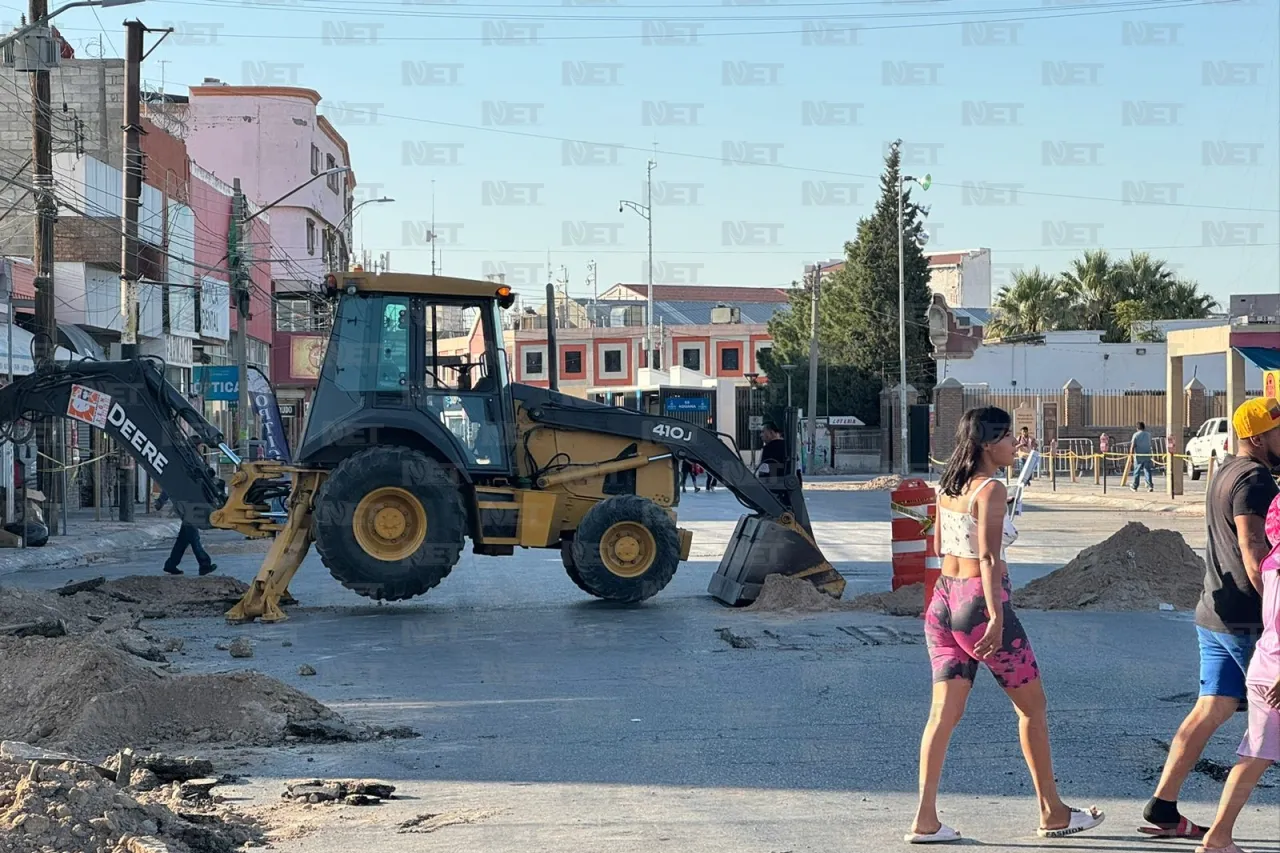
[960,251,991,308]
[942,339,1230,391]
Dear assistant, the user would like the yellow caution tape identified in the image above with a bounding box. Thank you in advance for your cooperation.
[890,500,935,534]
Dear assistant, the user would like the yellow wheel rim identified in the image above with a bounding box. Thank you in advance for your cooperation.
[353,487,427,562]
[599,521,656,578]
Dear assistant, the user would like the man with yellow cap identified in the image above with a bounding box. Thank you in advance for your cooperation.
[1141,398,1280,838]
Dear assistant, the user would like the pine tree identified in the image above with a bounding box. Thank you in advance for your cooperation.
[828,145,936,390]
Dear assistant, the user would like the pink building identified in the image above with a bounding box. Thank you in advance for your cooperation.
[180,81,357,418]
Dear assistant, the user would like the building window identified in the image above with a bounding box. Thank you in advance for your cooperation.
[720,346,740,372]
[276,298,328,332]
[564,350,582,374]
[604,349,622,374]
[326,154,340,194]
[681,348,700,371]
[306,219,316,255]
[525,350,544,376]
[321,230,330,268]
[310,144,319,176]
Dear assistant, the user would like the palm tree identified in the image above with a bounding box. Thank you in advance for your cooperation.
[1160,279,1218,319]
[990,267,1071,337]
[1114,252,1176,304]
[1059,249,1124,340]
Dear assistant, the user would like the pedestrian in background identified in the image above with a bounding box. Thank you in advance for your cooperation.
[908,406,1103,844]
[1193,491,1280,853]
[1130,421,1155,493]
[1014,427,1039,481]
[680,459,700,493]
[1141,398,1280,839]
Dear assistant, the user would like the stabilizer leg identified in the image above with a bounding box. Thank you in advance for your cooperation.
[226,472,321,624]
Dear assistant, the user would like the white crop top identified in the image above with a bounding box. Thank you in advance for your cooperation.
[938,478,1019,560]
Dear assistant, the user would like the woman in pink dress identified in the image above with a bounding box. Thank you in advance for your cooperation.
[1195,491,1280,853]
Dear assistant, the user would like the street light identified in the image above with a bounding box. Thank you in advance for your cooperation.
[336,196,394,269]
[782,363,797,409]
[893,138,931,476]
[620,157,657,366]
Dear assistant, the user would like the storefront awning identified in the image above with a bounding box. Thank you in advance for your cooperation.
[0,322,76,376]
[1235,346,1280,372]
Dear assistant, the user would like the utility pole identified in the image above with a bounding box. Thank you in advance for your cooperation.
[619,157,656,367]
[806,262,820,470]
[230,178,252,459]
[587,258,597,326]
[430,178,440,274]
[29,0,59,532]
[116,19,145,522]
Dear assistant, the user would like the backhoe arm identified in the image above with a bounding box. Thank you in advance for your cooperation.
[516,385,811,531]
[0,359,230,526]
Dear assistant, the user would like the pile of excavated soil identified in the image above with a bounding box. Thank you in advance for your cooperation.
[806,475,906,492]
[847,583,926,617]
[0,635,374,759]
[746,574,844,613]
[0,753,264,853]
[1013,521,1204,612]
[746,575,928,617]
[94,577,251,618]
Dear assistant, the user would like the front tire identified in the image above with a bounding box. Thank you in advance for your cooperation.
[313,447,466,601]
[570,496,681,603]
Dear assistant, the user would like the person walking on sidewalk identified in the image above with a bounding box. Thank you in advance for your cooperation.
[1193,491,1280,853]
[907,406,1105,844]
[1130,421,1155,493]
[1140,398,1280,839]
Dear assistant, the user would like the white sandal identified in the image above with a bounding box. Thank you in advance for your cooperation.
[1038,806,1105,838]
[904,824,961,844]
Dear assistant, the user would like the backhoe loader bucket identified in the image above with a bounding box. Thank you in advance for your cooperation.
[708,514,846,606]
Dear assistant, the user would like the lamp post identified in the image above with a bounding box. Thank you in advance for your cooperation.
[336,196,393,270]
[782,363,797,409]
[619,157,657,366]
[892,139,931,477]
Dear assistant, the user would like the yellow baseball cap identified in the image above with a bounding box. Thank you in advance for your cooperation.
[1232,397,1280,439]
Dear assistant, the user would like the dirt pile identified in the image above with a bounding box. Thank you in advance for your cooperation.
[0,634,382,758]
[847,583,926,617]
[746,575,843,613]
[746,575,929,616]
[0,751,264,853]
[850,474,906,492]
[0,576,249,635]
[1013,521,1204,612]
[92,577,251,618]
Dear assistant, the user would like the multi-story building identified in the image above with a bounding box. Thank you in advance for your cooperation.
[179,80,356,419]
[808,248,993,309]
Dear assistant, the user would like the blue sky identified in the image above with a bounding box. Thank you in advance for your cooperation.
[35,0,1280,309]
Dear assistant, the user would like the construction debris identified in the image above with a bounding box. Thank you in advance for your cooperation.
[1013,522,1204,612]
[296,665,316,677]
[846,583,926,618]
[0,748,264,853]
[282,779,395,806]
[746,575,844,613]
[805,475,905,492]
[396,809,499,834]
[226,639,253,659]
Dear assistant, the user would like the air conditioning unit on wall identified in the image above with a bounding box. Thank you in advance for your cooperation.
[710,304,740,324]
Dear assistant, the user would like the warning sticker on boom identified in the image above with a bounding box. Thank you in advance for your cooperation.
[66,384,111,429]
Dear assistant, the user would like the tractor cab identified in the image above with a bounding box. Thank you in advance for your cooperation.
[296,271,518,478]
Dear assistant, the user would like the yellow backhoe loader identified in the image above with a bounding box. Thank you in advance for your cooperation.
[0,271,844,622]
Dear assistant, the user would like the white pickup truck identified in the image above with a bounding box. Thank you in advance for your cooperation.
[1185,416,1231,480]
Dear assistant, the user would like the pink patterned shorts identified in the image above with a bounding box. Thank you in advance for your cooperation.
[925,575,1041,689]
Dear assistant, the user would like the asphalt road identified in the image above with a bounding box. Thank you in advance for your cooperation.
[7,489,1278,853]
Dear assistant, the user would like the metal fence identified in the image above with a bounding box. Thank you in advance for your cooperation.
[1081,390,1168,428]
[832,427,881,453]
[1208,390,1265,420]
[961,388,1059,414]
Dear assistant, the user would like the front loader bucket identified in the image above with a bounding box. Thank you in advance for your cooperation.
[708,515,846,606]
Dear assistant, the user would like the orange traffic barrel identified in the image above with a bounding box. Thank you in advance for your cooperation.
[890,478,935,591]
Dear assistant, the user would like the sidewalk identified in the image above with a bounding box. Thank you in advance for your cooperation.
[0,506,179,577]
[1020,477,1207,516]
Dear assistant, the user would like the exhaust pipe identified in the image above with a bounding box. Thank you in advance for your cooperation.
[546,281,558,392]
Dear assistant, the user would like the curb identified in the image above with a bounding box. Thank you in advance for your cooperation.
[1023,491,1204,517]
[0,520,181,577]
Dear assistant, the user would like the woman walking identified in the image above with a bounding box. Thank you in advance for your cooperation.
[1192,492,1280,853]
[906,406,1104,844]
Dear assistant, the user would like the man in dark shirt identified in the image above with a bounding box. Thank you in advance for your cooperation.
[1143,398,1279,837]
[757,421,787,478]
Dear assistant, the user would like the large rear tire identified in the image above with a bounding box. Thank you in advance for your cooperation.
[313,447,466,601]
[570,496,680,603]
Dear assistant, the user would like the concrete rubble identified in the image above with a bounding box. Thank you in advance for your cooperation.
[282,779,396,807]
